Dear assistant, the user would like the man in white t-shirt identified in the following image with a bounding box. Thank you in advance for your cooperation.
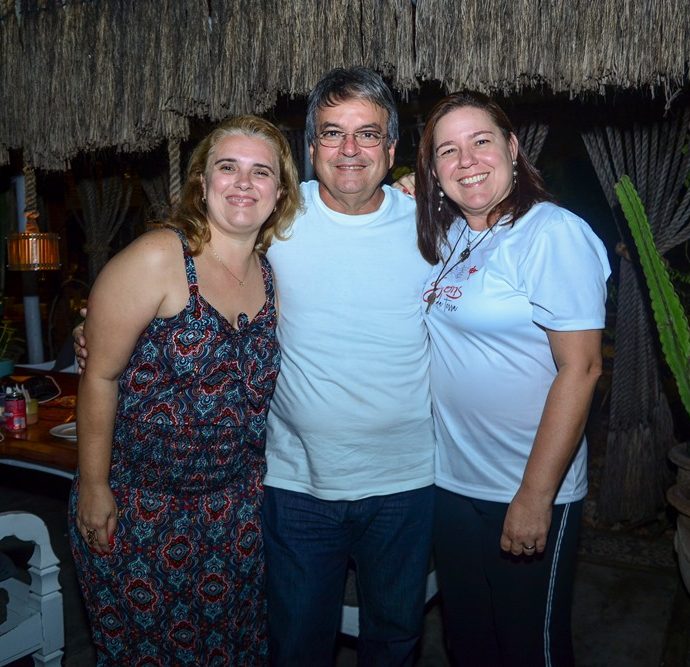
[262,67,434,666]
[72,67,434,666]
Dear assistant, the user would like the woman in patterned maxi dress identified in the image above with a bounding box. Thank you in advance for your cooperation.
[68,116,301,666]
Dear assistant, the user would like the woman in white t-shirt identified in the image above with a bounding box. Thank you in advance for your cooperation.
[415,92,610,666]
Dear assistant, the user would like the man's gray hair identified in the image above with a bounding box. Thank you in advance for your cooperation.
[305,67,399,147]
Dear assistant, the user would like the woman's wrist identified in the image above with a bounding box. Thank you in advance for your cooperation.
[515,482,555,508]
[78,476,111,489]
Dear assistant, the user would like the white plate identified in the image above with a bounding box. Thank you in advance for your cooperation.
[49,422,77,440]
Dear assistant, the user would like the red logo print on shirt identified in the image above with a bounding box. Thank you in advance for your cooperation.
[441,285,463,300]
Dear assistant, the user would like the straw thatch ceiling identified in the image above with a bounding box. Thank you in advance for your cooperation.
[1,0,689,171]
[417,0,689,98]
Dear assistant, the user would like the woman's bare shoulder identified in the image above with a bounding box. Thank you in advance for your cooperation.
[112,227,185,271]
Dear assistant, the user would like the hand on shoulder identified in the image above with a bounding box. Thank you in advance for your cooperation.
[392,172,416,197]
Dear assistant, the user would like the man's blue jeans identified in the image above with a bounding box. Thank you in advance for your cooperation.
[262,485,434,666]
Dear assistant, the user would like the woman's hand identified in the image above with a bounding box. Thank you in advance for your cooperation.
[392,172,416,197]
[500,488,552,556]
[76,481,118,555]
[73,307,88,372]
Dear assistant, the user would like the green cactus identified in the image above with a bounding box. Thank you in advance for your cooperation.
[615,175,690,418]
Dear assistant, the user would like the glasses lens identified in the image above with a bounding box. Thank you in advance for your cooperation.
[319,132,343,147]
[355,132,382,147]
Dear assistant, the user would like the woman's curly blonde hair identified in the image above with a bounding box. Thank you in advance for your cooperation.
[168,115,302,255]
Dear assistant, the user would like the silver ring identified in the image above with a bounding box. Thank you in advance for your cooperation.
[523,544,536,551]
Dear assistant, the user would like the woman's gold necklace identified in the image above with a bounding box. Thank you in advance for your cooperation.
[208,242,252,287]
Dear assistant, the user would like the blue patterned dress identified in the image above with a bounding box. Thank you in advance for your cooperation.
[68,231,279,665]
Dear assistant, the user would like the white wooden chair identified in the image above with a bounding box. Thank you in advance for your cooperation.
[0,512,64,666]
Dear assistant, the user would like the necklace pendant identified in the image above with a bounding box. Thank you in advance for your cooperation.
[425,293,436,313]
[459,247,471,262]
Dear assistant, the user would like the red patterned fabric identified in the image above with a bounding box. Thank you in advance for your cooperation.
[69,231,279,665]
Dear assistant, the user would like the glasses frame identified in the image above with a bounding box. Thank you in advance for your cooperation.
[317,130,388,149]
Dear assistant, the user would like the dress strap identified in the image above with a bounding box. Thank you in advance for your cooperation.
[166,226,199,294]
[259,254,275,304]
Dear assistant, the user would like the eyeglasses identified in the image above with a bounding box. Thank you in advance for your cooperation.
[317,130,387,148]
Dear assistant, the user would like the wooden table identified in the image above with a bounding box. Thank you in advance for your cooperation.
[0,371,78,479]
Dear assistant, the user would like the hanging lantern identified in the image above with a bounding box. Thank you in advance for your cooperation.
[7,211,61,271]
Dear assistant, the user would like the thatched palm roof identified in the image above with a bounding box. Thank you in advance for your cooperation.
[1,0,688,171]
[417,0,690,97]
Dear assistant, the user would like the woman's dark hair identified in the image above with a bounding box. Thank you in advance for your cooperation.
[416,91,554,264]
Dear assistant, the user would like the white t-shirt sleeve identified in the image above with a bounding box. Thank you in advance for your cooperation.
[521,210,610,331]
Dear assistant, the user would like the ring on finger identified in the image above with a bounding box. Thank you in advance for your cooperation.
[523,544,536,551]
[86,528,97,546]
